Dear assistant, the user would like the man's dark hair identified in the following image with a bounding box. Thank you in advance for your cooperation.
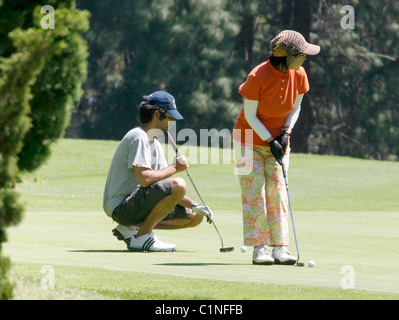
[137,96,168,124]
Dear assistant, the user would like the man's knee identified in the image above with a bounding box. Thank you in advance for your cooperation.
[170,177,186,199]
[190,211,204,227]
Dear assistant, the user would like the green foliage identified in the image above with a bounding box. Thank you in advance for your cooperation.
[0,0,89,300]
[306,1,399,160]
[0,22,44,299]
[18,7,89,171]
[0,29,47,188]
[72,0,242,139]
[0,189,24,230]
[0,188,24,298]
[71,0,399,161]
[0,255,13,300]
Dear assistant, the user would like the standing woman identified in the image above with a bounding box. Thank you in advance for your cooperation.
[233,30,320,265]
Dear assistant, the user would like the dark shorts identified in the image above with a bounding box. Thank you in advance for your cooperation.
[111,178,190,226]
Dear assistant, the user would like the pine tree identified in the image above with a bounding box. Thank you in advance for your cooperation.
[71,0,241,140]
[309,0,399,159]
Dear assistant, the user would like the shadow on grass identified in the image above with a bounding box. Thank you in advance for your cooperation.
[155,262,247,266]
[68,250,247,266]
[68,249,131,253]
[68,249,195,253]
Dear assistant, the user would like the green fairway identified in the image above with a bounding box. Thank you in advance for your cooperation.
[4,139,399,300]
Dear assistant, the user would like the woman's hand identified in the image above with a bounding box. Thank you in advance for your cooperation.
[269,139,284,165]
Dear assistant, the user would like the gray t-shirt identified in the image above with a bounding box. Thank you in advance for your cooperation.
[103,127,168,216]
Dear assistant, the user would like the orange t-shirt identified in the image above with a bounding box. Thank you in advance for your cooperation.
[233,60,309,146]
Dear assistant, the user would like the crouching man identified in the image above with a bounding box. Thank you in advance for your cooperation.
[103,91,213,252]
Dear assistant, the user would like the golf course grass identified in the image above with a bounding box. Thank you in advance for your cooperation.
[4,138,399,300]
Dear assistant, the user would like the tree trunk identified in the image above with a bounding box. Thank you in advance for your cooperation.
[290,0,312,153]
[236,13,254,63]
[281,0,294,28]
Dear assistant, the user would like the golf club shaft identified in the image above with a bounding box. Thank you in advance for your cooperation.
[166,131,204,204]
[281,163,301,263]
[166,131,225,248]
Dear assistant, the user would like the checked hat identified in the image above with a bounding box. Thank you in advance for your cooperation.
[270,30,320,57]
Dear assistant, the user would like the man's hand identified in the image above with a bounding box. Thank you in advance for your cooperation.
[192,202,213,224]
[269,139,284,165]
[174,155,189,173]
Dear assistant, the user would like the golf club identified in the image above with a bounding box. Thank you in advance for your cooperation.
[281,163,305,267]
[166,131,234,253]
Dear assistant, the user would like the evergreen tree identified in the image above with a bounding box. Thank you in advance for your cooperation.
[0,2,89,299]
[69,0,399,160]
[71,0,241,141]
[309,0,399,160]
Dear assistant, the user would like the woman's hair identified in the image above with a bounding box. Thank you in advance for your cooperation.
[137,96,168,124]
[267,54,289,72]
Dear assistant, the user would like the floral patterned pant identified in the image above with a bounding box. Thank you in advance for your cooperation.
[235,143,290,247]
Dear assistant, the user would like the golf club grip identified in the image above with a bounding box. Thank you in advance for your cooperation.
[166,131,181,157]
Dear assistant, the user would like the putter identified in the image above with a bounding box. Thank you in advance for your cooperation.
[281,163,305,267]
[166,131,234,253]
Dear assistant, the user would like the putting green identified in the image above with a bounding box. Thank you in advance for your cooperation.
[3,139,399,299]
[5,209,399,295]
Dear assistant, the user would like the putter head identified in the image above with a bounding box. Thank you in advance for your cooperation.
[295,261,305,267]
[220,247,234,253]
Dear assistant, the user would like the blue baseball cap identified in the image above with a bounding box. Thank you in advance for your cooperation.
[144,91,184,120]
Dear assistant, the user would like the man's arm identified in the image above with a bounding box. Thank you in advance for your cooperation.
[176,196,193,208]
[134,155,188,188]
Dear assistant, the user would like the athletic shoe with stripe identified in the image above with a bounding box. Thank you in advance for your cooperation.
[129,232,176,252]
[112,225,139,248]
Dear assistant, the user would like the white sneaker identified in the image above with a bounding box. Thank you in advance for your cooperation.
[112,225,139,248]
[252,246,275,265]
[272,246,297,265]
[129,233,176,252]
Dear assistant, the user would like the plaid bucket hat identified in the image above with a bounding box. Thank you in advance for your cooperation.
[270,30,320,57]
